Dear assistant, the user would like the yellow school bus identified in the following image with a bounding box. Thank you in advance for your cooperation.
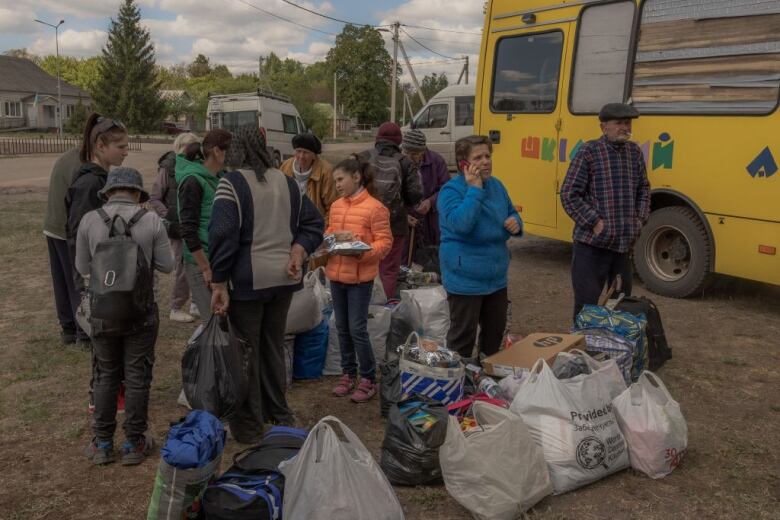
[476,0,780,297]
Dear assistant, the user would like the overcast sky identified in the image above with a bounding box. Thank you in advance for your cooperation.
[1,0,484,84]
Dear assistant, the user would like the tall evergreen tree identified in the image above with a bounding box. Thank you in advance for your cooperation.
[93,0,164,132]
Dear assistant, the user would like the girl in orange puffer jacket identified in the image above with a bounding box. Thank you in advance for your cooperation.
[326,156,393,402]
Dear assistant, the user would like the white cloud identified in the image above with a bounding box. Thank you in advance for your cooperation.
[29,28,107,57]
[0,8,38,34]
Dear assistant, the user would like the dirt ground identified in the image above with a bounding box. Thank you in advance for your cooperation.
[0,147,778,519]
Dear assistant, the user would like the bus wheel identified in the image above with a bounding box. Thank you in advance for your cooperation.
[273,151,282,168]
[634,206,711,298]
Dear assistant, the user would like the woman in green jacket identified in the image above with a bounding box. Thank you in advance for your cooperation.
[175,129,232,323]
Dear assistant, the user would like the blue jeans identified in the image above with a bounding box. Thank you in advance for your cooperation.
[331,280,375,382]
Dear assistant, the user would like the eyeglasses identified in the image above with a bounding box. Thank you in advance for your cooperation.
[91,116,127,143]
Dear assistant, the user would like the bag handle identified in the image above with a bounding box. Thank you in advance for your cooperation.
[399,331,421,357]
[312,416,369,465]
[567,348,603,371]
[639,370,674,404]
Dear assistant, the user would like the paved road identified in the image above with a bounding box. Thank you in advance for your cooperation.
[0,142,369,189]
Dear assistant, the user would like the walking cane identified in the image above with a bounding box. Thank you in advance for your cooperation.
[407,225,416,267]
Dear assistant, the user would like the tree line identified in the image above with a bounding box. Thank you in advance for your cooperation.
[5,0,450,135]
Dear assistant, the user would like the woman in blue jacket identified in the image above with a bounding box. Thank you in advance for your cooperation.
[438,135,523,358]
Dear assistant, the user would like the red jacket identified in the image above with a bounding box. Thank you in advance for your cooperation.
[325,188,393,284]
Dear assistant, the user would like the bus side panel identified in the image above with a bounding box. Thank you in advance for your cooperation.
[707,215,780,286]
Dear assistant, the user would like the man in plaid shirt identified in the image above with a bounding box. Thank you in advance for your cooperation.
[561,103,651,322]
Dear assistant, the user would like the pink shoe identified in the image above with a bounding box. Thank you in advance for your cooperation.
[332,374,356,397]
[350,378,377,403]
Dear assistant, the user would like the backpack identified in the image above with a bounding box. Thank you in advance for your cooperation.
[89,208,154,336]
[366,148,403,220]
[202,426,308,520]
[162,158,181,239]
[615,296,672,371]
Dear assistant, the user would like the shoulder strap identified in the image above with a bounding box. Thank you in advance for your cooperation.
[96,208,112,228]
[127,209,148,230]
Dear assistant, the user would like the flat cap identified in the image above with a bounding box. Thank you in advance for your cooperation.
[599,103,640,122]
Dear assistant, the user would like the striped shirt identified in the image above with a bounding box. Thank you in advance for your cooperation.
[560,135,651,253]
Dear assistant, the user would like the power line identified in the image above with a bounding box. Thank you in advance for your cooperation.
[231,0,338,36]
[401,32,481,44]
[401,28,458,60]
[277,0,385,27]
[401,23,482,36]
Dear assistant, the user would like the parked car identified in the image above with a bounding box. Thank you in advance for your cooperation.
[162,122,190,135]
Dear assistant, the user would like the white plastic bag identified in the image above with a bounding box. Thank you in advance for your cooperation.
[323,305,392,375]
[279,416,404,520]
[400,286,449,345]
[440,402,552,519]
[563,349,627,401]
[368,305,392,363]
[613,371,688,479]
[510,359,629,494]
[371,275,387,305]
[285,268,327,334]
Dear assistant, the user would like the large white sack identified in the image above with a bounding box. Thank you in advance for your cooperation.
[440,401,552,519]
[400,286,449,345]
[613,371,688,479]
[279,416,404,520]
[510,359,630,494]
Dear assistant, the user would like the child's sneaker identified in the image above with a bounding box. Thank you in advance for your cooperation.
[117,382,126,414]
[85,438,115,465]
[121,434,156,466]
[169,308,194,323]
[350,378,377,403]
[332,374,356,397]
[189,303,201,319]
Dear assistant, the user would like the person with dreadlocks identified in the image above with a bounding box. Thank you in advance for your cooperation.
[208,125,324,443]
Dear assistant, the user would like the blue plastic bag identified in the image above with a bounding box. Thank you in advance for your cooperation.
[293,311,331,379]
[162,410,226,469]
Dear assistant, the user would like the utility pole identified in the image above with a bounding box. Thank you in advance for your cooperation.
[397,38,426,106]
[333,72,337,139]
[34,18,64,135]
[390,21,400,123]
[465,55,469,85]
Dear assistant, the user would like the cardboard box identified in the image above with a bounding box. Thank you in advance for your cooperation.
[482,333,585,377]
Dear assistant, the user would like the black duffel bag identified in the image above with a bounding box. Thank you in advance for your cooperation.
[615,295,672,371]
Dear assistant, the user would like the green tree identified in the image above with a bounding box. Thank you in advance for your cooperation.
[420,72,449,101]
[326,25,396,125]
[65,100,91,134]
[39,56,102,94]
[157,63,188,89]
[164,92,192,121]
[188,54,211,78]
[92,0,165,132]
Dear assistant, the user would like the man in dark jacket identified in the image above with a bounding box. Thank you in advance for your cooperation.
[560,103,651,322]
[359,122,422,298]
[209,126,324,444]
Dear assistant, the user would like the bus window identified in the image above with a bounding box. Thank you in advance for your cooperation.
[491,32,563,113]
[632,0,780,114]
[570,1,635,113]
[455,96,474,126]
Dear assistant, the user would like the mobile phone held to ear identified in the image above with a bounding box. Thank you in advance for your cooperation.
[459,160,470,172]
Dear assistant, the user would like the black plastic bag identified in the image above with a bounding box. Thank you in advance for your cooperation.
[380,395,448,486]
[182,315,249,420]
[380,359,400,418]
[386,297,422,360]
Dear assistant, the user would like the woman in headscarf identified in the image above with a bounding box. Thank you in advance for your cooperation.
[208,125,324,443]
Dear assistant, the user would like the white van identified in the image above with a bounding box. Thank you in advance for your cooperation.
[206,89,306,167]
[403,84,475,170]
